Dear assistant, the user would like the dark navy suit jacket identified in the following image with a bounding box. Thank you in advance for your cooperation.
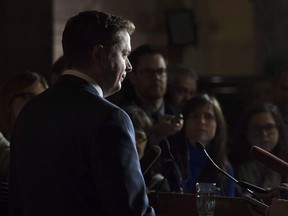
[9,75,155,216]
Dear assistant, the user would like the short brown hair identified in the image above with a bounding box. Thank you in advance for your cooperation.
[62,10,135,68]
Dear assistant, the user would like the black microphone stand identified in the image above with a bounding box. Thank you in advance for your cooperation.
[195,141,268,194]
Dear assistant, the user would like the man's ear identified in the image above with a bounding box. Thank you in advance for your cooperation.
[91,45,104,63]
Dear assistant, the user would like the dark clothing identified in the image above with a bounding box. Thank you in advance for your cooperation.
[120,91,179,122]
[121,94,182,182]
[170,132,235,197]
[183,142,235,197]
[9,75,154,216]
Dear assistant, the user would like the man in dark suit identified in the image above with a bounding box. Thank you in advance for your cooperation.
[9,11,155,216]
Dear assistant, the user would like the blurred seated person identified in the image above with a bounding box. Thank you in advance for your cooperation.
[272,65,288,125]
[124,44,183,146]
[243,75,273,107]
[166,64,198,112]
[46,55,67,85]
[0,71,48,141]
[122,105,153,160]
[170,93,235,196]
[0,71,48,214]
[231,102,288,195]
[122,105,171,192]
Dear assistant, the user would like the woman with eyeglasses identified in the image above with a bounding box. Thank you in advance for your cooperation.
[231,102,288,195]
[122,104,171,192]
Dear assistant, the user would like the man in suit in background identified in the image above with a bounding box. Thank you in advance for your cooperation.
[9,10,155,216]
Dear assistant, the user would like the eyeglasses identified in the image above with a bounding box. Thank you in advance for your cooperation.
[248,123,278,135]
[137,68,167,77]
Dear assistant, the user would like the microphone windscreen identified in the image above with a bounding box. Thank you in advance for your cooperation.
[158,139,173,159]
[162,160,183,192]
[250,145,288,176]
[140,145,161,176]
[158,139,183,192]
[159,139,170,151]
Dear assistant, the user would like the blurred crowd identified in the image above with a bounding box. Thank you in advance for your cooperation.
[2,42,288,215]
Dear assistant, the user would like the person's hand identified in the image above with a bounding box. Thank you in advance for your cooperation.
[266,198,288,216]
[253,187,281,205]
[153,114,183,136]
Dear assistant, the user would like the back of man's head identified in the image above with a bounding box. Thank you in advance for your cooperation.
[62,10,135,68]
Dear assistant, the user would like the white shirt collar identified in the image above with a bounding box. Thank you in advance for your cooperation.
[62,69,103,98]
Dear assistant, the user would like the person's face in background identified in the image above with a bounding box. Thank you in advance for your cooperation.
[185,104,217,147]
[246,112,279,152]
[100,31,132,97]
[172,74,197,111]
[273,71,288,110]
[135,129,148,159]
[11,81,47,122]
[249,80,273,104]
[131,54,167,101]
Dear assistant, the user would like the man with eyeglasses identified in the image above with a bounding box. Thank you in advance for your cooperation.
[125,44,183,144]
[114,44,183,193]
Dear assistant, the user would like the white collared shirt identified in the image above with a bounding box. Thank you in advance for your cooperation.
[62,70,104,98]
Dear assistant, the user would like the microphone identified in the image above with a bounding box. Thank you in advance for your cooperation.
[195,141,268,194]
[250,145,288,176]
[140,145,161,176]
[159,139,183,192]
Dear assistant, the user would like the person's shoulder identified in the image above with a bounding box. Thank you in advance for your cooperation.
[98,98,131,120]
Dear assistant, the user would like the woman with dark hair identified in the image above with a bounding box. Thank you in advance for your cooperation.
[0,71,48,215]
[231,102,288,193]
[122,105,153,160]
[0,71,48,141]
[122,105,170,192]
[170,93,235,196]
